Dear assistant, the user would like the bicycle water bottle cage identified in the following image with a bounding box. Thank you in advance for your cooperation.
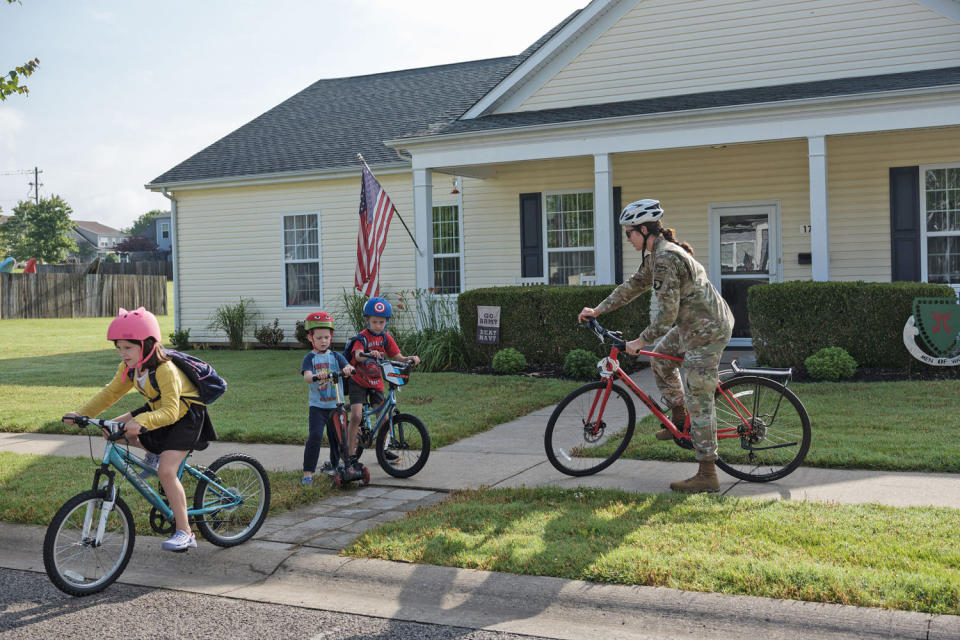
[597,357,620,378]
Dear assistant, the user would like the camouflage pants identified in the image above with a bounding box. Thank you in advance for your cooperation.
[650,324,732,462]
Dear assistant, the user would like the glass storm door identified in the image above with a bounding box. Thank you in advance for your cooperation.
[709,203,781,347]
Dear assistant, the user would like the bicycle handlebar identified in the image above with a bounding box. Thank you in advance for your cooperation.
[63,416,129,441]
[583,317,626,349]
[358,352,416,369]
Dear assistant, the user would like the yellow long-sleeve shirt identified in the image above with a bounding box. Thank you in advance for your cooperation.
[78,360,200,430]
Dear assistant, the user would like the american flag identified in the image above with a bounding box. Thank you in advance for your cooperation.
[355,164,396,297]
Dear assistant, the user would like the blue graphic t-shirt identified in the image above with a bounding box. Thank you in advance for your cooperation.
[301,350,349,409]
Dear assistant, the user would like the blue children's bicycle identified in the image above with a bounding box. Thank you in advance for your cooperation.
[354,353,430,479]
[43,416,271,596]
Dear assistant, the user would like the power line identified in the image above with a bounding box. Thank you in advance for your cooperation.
[0,167,43,204]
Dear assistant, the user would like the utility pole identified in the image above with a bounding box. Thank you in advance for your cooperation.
[28,166,43,204]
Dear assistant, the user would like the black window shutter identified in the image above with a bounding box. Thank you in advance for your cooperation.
[889,166,921,282]
[613,186,622,284]
[519,193,543,277]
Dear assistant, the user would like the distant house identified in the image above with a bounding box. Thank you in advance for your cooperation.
[148,0,960,346]
[140,213,172,258]
[73,221,128,260]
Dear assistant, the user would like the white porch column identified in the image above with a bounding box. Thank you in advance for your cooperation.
[413,168,433,291]
[808,136,830,281]
[593,153,615,284]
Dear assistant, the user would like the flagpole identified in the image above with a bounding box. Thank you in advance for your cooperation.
[357,153,424,257]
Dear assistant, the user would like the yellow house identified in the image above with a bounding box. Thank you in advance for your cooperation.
[148,0,960,346]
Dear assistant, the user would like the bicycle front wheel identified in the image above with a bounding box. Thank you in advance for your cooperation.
[544,381,636,476]
[376,413,430,478]
[43,489,135,596]
[194,454,270,547]
[715,375,811,482]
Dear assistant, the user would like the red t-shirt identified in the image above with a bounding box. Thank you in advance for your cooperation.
[350,329,400,391]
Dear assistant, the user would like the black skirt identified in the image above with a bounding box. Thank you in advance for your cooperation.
[139,402,218,454]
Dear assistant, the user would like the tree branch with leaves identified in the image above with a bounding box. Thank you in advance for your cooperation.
[2,0,39,101]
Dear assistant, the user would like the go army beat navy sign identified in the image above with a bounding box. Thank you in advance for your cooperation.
[903,297,960,366]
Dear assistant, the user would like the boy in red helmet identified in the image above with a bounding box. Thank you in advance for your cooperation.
[300,311,354,486]
[64,307,217,552]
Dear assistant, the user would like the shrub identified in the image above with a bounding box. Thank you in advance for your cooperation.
[418,327,470,372]
[337,288,369,336]
[564,348,598,379]
[492,348,527,375]
[168,328,191,351]
[748,281,955,370]
[254,318,285,348]
[294,321,311,348]
[207,298,259,349]
[458,285,650,366]
[804,346,857,380]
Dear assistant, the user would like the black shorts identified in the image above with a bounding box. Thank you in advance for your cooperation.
[345,378,384,407]
[139,403,217,454]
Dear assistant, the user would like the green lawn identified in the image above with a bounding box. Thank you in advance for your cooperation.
[346,487,960,615]
[0,292,580,447]
[0,451,331,536]
[585,378,960,473]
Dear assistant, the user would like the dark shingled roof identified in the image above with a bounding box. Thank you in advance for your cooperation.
[418,66,960,137]
[148,11,581,186]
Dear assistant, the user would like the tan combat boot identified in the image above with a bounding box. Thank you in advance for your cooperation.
[669,461,720,493]
[655,404,687,441]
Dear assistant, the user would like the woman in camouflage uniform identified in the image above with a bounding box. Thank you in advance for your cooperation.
[578,199,734,493]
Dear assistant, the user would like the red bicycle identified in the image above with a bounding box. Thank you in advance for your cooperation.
[544,318,811,482]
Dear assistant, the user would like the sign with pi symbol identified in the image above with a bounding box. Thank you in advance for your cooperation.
[913,298,960,358]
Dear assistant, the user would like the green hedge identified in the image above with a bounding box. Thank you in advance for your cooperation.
[748,281,956,370]
[457,285,652,366]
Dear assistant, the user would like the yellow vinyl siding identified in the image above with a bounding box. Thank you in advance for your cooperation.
[827,126,960,281]
[518,0,960,111]
[613,140,811,282]
[459,157,595,290]
[174,174,444,341]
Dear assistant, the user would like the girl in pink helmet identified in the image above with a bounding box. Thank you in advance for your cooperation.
[63,307,217,552]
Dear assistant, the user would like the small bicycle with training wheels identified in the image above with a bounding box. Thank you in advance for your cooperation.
[544,319,811,482]
[44,416,271,596]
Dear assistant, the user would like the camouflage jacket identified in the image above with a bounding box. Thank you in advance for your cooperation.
[595,236,733,344]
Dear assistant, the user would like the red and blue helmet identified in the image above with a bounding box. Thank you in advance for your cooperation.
[363,297,392,319]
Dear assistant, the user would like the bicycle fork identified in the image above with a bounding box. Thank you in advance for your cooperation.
[85,468,117,547]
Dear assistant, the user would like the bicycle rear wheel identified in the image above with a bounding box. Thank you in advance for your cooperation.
[376,413,430,478]
[194,454,270,546]
[43,489,135,596]
[714,375,811,482]
[544,381,636,476]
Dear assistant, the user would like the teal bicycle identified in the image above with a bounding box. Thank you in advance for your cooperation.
[43,416,271,596]
[353,353,430,478]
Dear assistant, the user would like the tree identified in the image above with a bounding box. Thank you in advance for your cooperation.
[114,235,158,255]
[2,1,40,101]
[124,209,167,237]
[0,196,77,262]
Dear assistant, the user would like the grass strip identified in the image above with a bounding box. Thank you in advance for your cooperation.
[0,451,331,537]
[346,486,960,615]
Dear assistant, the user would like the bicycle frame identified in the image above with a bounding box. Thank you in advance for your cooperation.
[584,320,758,445]
[78,419,246,545]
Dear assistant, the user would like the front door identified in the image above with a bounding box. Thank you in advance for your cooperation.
[709,202,781,347]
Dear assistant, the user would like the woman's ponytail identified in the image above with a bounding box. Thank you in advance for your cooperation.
[661,226,694,256]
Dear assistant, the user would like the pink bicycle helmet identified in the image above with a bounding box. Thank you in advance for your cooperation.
[107,307,162,342]
[107,307,163,370]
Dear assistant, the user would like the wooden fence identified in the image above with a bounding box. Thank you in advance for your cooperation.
[37,261,172,278]
[0,273,167,319]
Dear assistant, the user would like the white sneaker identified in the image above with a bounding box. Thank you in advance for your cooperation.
[139,452,160,479]
[161,529,197,552]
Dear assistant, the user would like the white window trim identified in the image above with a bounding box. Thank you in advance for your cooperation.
[542,188,595,285]
[281,212,323,309]
[160,222,170,239]
[431,199,464,295]
[919,162,960,297]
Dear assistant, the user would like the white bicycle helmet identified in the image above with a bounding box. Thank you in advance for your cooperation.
[619,198,663,226]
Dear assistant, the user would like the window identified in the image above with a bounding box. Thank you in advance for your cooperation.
[432,204,461,294]
[160,222,169,239]
[922,165,960,287]
[544,191,594,285]
[283,213,321,307]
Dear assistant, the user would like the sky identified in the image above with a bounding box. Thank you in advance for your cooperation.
[0,0,587,231]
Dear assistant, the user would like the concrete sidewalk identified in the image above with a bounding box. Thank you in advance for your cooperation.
[3,364,960,639]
